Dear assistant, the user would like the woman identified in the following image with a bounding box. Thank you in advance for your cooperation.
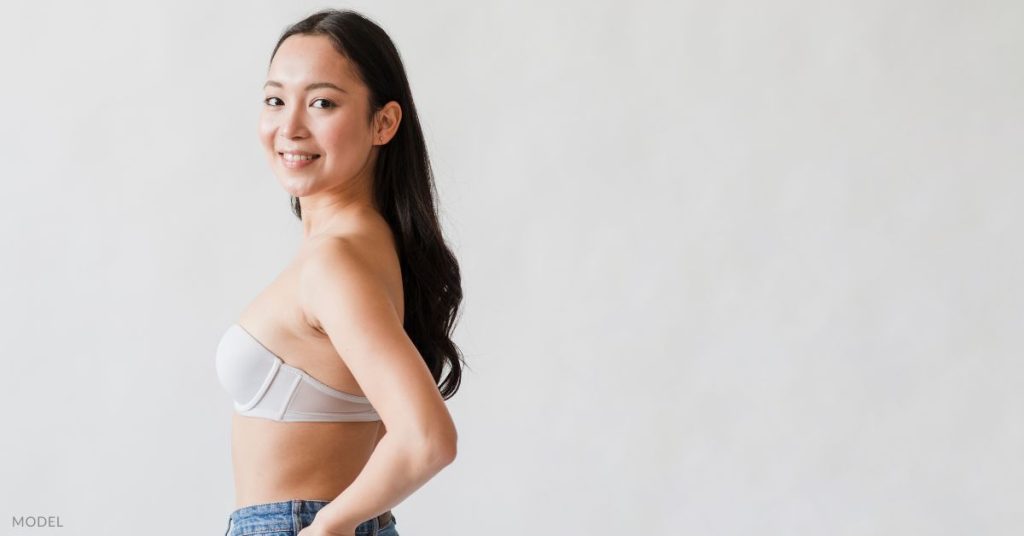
[215,9,464,536]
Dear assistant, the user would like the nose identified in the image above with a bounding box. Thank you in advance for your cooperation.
[279,104,309,139]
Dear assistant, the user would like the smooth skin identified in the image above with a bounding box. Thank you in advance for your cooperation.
[230,34,457,536]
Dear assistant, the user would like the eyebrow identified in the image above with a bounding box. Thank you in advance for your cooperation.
[263,80,348,94]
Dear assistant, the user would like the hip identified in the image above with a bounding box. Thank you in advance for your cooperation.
[224,499,398,536]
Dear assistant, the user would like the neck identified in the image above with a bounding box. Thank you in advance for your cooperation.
[299,191,378,244]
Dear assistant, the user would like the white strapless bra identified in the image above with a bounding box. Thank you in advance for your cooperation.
[214,323,380,422]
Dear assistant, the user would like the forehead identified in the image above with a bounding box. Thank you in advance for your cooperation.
[268,34,360,89]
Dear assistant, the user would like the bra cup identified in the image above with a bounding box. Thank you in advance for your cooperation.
[215,323,381,423]
[215,324,280,407]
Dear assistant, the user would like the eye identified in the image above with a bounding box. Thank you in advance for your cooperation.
[264,96,282,106]
[312,98,336,109]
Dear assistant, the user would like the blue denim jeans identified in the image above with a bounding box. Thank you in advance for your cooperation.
[224,499,399,536]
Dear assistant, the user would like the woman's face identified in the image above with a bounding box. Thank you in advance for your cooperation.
[259,34,376,199]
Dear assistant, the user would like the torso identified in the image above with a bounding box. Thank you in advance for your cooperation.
[230,218,404,508]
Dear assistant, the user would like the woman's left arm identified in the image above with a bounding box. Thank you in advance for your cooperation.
[296,239,458,535]
[300,431,454,535]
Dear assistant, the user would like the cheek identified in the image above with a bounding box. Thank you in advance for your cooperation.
[315,121,364,156]
[257,115,274,149]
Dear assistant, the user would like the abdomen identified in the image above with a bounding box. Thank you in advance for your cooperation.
[230,412,383,508]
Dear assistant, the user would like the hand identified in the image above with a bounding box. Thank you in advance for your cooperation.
[296,520,355,536]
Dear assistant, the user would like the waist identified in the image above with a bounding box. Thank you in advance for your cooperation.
[231,413,381,500]
[227,499,392,534]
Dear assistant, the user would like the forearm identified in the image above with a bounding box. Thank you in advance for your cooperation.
[313,432,454,532]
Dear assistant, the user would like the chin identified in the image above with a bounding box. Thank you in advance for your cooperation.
[275,177,316,198]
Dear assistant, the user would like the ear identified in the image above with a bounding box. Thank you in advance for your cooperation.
[374,101,402,145]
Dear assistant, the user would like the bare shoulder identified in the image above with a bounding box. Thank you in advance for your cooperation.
[298,235,399,331]
[298,232,455,449]
[302,236,375,281]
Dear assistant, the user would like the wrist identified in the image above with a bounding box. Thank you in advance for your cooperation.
[310,514,357,535]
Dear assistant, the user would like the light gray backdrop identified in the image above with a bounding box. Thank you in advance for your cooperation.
[1,0,1021,534]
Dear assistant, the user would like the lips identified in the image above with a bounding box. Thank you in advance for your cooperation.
[278,151,321,169]
[278,151,321,159]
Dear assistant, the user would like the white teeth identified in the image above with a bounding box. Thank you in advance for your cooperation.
[282,153,318,161]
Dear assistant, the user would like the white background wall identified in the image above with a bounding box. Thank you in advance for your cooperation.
[1,1,1021,534]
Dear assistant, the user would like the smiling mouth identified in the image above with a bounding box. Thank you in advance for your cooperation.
[278,152,321,161]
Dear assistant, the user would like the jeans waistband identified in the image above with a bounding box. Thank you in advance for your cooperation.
[224,499,394,536]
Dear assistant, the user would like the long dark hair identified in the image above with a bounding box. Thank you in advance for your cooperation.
[269,9,465,399]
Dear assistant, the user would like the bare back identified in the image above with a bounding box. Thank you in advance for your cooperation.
[230,219,404,508]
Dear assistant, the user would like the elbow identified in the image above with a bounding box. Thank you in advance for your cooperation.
[436,435,457,466]
[391,411,457,469]
[427,428,457,468]
[417,424,457,469]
